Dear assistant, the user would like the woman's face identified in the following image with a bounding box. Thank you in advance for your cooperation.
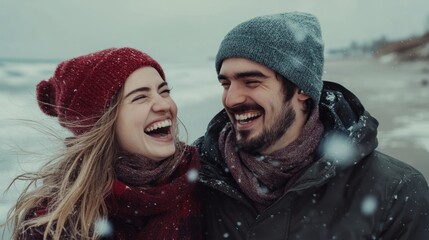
[115,67,178,161]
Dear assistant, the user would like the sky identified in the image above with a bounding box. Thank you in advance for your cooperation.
[1,0,429,64]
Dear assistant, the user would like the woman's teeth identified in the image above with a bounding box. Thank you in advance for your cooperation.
[145,119,172,133]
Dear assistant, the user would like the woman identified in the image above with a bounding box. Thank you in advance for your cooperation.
[6,48,201,239]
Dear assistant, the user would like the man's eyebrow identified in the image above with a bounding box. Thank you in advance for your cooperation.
[218,71,269,81]
[124,81,168,99]
[218,74,228,81]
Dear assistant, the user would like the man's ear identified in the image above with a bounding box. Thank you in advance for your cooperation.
[295,89,311,112]
[296,89,310,101]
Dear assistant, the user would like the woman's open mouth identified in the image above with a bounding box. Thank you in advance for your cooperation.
[144,119,172,139]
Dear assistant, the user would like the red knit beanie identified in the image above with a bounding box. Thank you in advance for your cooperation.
[36,47,165,135]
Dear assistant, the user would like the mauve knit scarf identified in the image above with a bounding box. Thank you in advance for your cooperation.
[220,107,324,211]
[108,145,201,240]
[114,143,188,187]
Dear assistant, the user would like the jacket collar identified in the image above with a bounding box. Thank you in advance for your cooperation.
[317,81,379,170]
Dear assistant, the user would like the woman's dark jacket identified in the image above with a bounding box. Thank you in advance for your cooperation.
[194,81,429,240]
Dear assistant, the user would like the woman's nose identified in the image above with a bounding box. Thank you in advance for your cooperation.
[152,96,171,112]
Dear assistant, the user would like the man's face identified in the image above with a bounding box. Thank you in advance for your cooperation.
[218,58,304,154]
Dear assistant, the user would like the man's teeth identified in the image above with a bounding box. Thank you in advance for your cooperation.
[145,119,172,133]
[235,112,260,121]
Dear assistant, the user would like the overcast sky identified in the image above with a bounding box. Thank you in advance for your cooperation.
[1,0,429,64]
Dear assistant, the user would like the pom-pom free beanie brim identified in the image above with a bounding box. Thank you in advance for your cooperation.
[215,12,324,103]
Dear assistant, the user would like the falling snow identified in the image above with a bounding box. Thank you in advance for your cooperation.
[361,195,378,216]
[186,168,199,182]
[94,218,113,237]
[322,133,356,168]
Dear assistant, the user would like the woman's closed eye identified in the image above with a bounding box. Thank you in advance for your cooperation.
[132,95,147,102]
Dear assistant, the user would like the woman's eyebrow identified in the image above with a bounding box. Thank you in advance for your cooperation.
[124,87,150,99]
[158,81,168,89]
[124,81,168,99]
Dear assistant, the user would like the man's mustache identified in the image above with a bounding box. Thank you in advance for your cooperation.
[225,104,264,114]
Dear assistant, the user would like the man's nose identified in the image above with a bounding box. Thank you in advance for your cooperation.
[224,83,246,108]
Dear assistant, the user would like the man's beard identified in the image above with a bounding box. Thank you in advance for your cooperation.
[235,102,296,154]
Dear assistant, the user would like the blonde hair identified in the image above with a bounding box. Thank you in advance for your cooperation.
[6,87,123,239]
[6,79,187,239]
[7,97,120,239]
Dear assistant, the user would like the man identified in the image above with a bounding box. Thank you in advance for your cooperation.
[195,12,429,239]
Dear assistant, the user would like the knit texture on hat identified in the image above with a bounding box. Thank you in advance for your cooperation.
[215,12,324,103]
[36,47,164,135]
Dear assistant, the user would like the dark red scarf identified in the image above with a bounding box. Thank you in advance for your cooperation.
[107,146,201,240]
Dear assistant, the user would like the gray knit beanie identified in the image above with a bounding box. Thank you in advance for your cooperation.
[215,12,324,103]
